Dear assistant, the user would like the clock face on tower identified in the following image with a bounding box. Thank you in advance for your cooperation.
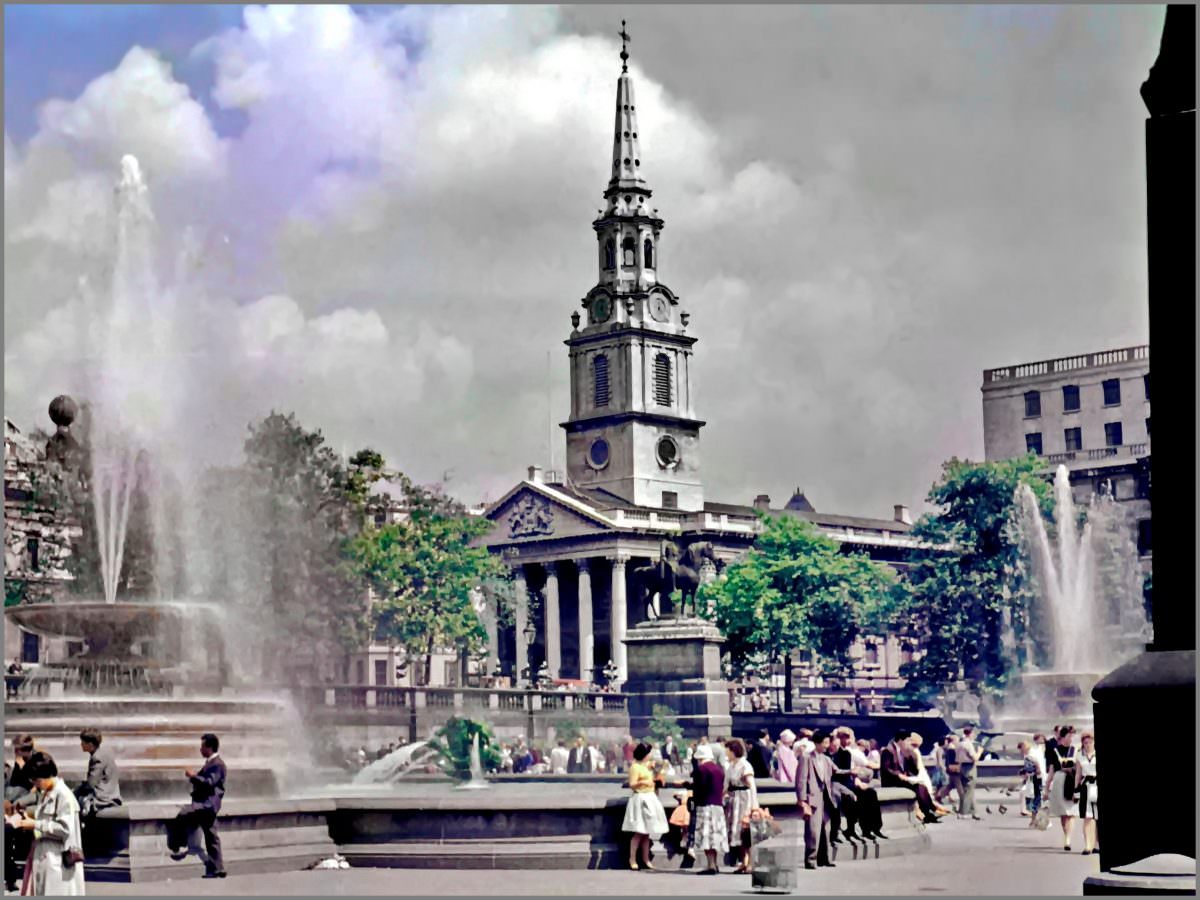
[592,294,612,324]
[649,294,669,323]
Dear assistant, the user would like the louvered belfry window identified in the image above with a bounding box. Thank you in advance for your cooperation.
[654,353,672,406]
[593,354,610,407]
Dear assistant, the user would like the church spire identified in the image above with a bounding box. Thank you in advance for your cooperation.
[608,20,646,193]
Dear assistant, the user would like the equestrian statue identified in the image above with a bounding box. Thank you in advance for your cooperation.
[632,539,718,620]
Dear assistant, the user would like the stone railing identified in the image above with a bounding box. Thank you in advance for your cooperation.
[983,343,1149,384]
[1045,442,1150,466]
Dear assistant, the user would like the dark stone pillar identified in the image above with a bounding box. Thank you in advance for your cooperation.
[1086,7,1195,894]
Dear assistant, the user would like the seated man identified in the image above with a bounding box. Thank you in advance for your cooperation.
[75,727,122,821]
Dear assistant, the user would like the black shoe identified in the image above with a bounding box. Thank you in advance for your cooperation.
[874,831,889,840]
[925,816,942,824]
[818,861,836,868]
[6,882,18,892]
[804,863,817,870]
[830,836,843,845]
[168,850,188,861]
[203,871,227,879]
[1082,850,1091,856]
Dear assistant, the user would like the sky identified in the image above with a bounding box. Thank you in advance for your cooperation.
[3,4,1165,518]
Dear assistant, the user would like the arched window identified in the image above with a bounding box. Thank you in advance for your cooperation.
[654,353,672,406]
[592,355,610,408]
[622,236,636,267]
[644,238,654,269]
[603,239,616,270]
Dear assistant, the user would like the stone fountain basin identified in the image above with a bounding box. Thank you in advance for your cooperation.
[6,600,218,643]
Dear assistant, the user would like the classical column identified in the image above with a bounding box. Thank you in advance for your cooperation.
[577,559,594,683]
[610,554,629,682]
[545,563,561,680]
[478,588,499,675]
[513,565,529,682]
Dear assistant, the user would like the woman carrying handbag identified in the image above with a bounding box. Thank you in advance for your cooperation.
[7,752,85,896]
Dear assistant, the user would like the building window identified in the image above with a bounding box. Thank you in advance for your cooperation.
[603,239,615,270]
[592,354,610,407]
[26,538,39,572]
[644,238,654,268]
[588,438,610,469]
[1024,391,1041,418]
[899,643,915,666]
[1103,378,1121,406]
[1137,519,1152,556]
[1064,427,1082,452]
[22,631,39,664]
[863,643,879,666]
[1025,433,1043,456]
[1146,416,1150,438]
[662,491,678,509]
[374,659,388,686]
[356,660,366,685]
[1144,373,1150,401]
[444,660,461,687]
[1136,472,1150,499]
[1063,385,1080,412]
[622,236,636,267]
[1105,421,1123,447]
[654,353,672,406]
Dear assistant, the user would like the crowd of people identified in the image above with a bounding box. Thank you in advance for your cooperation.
[4,729,227,895]
[1013,725,1100,855]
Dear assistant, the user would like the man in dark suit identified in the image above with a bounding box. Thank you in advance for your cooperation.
[795,730,836,869]
[747,729,774,779]
[567,737,592,773]
[75,728,122,820]
[167,733,226,878]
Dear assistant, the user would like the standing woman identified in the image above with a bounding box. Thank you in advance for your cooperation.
[1074,734,1099,855]
[622,742,668,871]
[724,739,758,873]
[1044,726,1078,851]
[10,751,84,896]
[689,745,728,875]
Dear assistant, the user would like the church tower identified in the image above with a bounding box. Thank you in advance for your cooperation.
[562,25,705,512]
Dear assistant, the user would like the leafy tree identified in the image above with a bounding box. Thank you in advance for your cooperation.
[646,704,683,746]
[347,479,508,686]
[698,514,896,680]
[195,412,372,680]
[427,716,503,780]
[887,455,1052,695]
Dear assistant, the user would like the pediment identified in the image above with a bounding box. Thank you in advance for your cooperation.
[481,483,616,546]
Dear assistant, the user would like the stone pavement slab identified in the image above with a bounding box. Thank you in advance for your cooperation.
[81,812,1101,896]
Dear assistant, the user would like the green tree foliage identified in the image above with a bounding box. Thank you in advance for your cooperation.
[197,412,372,680]
[646,704,683,746]
[698,514,896,679]
[347,479,508,686]
[427,716,503,780]
[888,455,1052,695]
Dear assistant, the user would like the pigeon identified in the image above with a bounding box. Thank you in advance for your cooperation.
[985,806,992,815]
[998,805,1008,815]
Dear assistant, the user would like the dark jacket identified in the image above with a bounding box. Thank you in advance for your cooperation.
[694,760,726,807]
[188,755,226,814]
[747,740,774,779]
[567,746,592,774]
[879,742,909,789]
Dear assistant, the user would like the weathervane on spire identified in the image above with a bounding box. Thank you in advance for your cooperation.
[619,20,630,73]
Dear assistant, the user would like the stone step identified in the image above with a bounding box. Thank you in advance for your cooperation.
[129,825,332,852]
[337,837,620,870]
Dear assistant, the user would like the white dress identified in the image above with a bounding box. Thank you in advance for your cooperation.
[25,779,86,896]
[1045,746,1078,818]
[1076,752,1098,820]
[725,758,758,847]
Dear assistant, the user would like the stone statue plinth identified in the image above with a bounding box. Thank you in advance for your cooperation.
[623,616,730,739]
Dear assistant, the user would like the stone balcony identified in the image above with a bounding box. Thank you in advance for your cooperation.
[983,343,1149,385]
[1045,442,1149,466]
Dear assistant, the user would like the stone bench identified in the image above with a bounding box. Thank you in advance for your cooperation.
[83,799,338,882]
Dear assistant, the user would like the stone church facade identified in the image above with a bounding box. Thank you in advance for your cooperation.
[475,44,923,690]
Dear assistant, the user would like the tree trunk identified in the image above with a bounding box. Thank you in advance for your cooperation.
[784,651,794,712]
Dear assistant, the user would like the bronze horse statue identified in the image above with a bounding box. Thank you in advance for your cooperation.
[633,540,718,620]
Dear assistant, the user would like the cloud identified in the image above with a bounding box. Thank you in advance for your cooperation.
[5,4,1160,518]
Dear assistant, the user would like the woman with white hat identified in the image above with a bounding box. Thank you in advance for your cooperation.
[690,744,729,874]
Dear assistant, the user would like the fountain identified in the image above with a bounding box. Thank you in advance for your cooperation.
[999,465,1151,731]
[454,733,491,790]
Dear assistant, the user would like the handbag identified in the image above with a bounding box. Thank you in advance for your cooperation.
[1032,807,1051,831]
[946,763,961,774]
[63,846,85,867]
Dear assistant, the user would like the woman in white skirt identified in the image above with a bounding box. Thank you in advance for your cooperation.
[1043,726,1078,851]
[1074,733,1099,855]
[724,739,758,873]
[622,742,668,871]
[689,744,728,875]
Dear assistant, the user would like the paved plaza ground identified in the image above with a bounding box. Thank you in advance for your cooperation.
[84,801,1100,896]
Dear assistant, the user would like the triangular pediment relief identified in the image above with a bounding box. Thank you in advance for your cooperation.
[482,482,617,545]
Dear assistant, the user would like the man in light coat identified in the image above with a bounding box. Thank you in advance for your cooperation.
[549,740,570,774]
[795,730,837,869]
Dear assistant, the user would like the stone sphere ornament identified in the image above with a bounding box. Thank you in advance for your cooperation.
[49,395,78,429]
